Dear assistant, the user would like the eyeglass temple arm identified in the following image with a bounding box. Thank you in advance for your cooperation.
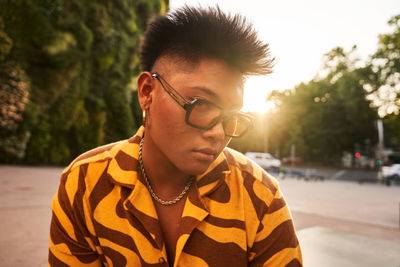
[152,73,189,107]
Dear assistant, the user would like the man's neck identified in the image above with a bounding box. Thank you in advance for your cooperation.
[141,134,193,198]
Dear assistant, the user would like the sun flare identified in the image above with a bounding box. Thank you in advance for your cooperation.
[243,77,276,113]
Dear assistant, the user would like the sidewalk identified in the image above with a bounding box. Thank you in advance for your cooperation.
[0,166,61,267]
[278,177,400,266]
[297,226,400,267]
[279,177,400,230]
[0,166,399,266]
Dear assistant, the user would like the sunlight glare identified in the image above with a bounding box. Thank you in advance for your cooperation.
[243,76,275,113]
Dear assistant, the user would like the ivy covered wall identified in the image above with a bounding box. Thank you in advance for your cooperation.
[0,0,168,164]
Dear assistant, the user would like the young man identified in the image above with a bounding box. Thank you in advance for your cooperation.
[49,6,302,267]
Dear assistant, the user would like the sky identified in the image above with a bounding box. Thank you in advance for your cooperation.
[170,0,400,112]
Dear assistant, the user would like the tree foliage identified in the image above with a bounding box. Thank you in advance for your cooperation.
[254,47,378,163]
[366,15,400,117]
[233,15,400,163]
[382,114,400,149]
[0,0,167,164]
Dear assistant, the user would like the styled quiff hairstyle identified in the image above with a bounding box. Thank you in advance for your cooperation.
[140,6,273,75]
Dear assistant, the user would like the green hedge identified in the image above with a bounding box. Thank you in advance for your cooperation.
[0,0,168,164]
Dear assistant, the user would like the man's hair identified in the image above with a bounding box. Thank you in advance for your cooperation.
[140,6,273,76]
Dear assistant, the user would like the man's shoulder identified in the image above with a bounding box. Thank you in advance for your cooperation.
[63,139,127,175]
[222,147,279,196]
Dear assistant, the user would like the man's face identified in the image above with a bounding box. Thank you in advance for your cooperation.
[146,56,244,175]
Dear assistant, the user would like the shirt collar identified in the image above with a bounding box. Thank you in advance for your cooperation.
[106,126,231,196]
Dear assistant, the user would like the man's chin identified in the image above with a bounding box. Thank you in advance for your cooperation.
[181,162,212,177]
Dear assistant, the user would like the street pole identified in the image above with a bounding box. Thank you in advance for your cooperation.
[263,112,268,153]
[290,144,295,176]
[377,119,384,183]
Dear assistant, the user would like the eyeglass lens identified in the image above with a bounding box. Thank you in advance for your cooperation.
[189,102,251,137]
[188,101,221,128]
[224,115,252,136]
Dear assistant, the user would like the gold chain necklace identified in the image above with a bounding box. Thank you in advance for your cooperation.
[138,138,194,205]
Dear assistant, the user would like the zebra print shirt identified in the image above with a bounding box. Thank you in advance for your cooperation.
[49,127,302,266]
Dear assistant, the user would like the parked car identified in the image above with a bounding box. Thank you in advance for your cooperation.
[382,164,400,185]
[245,152,281,169]
[282,157,303,165]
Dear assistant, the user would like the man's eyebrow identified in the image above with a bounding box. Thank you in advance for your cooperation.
[190,86,243,110]
[189,86,221,102]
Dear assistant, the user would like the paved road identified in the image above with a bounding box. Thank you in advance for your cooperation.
[0,165,399,266]
[0,166,62,267]
[268,166,382,183]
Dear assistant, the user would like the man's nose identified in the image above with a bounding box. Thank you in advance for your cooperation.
[202,120,226,141]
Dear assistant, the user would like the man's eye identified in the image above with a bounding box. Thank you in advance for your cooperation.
[189,97,208,103]
[197,100,215,108]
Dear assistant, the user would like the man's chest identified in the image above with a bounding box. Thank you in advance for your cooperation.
[90,188,249,266]
[154,199,186,264]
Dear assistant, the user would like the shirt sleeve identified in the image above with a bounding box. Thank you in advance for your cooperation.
[248,186,303,267]
[48,166,103,266]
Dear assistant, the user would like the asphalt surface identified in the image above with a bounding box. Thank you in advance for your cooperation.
[268,166,385,183]
[0,166,61,267]
[0,165,399,266]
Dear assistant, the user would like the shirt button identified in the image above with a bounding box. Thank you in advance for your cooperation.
[159,257,166,264]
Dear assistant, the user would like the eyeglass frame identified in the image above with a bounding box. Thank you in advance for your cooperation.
[151,73,254,138]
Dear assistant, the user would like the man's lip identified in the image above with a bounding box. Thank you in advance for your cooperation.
[194,148,217,156]
[192,148,218,161]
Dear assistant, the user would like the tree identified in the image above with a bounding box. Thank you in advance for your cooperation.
[382,114,400,149]
[233,15,400,163]
[366,15,400,117]
[266,47,378,163]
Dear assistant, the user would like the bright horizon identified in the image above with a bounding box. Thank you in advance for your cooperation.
[170,0,400,113]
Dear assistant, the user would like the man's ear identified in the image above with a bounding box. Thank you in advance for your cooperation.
[137,72,154,110]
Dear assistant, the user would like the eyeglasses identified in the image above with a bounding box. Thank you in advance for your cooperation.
[151,73,254,138]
